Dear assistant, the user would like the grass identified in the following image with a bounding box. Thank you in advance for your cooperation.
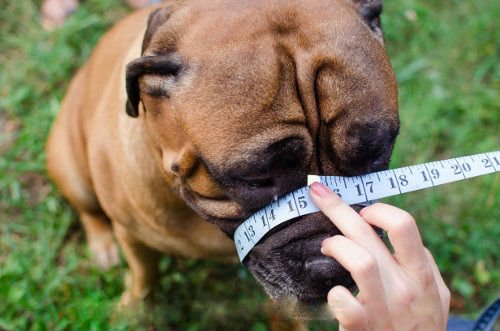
[0,0,498,330]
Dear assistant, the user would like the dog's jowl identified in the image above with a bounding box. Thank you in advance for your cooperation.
[46,0,399,319]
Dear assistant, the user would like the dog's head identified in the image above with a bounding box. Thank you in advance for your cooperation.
[126,0,399,304]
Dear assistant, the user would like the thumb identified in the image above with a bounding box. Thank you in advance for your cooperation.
[328,286,367,331]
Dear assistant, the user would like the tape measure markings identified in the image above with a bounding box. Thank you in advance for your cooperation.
[423,163,436,186]
[234,151,499,261]
[485,153,498,171]
[359,175,369,202]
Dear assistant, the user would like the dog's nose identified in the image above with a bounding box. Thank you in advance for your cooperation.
[304,256,338,284]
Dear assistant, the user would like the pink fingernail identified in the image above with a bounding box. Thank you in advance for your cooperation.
[321,239,327,254]
[309,182,332,198]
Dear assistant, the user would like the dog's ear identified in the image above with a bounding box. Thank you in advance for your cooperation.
[125,8,175,118]
[125,56,181,117]
[352,0,383,37]
[142,7,171,54]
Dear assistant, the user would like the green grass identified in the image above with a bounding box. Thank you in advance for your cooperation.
[0,0,499,330]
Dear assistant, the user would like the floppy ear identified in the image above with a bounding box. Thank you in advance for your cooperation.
[125,56,181,117]
[142,7,171,53]
[353,0,383,35]
[125,7,172,118]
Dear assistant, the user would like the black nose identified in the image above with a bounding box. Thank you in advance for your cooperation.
[304,256,339,284]
[224,137,311,210]
[300,254,356,303]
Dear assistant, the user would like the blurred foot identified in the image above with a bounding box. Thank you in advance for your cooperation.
[40,0,79,31]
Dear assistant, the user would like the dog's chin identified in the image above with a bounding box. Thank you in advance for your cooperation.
[181,184,378,318]
[243,205,380,317]
[242,212,353,308]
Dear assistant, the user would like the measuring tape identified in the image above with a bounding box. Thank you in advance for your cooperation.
[234,151,500,261]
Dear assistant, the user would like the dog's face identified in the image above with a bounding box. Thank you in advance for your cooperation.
[126,0,399,304]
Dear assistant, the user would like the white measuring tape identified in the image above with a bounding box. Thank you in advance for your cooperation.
[234,151,500,261]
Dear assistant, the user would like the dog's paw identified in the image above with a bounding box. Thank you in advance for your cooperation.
[119,290,133,307]
[88,233,120,269]
[118,273,143,307]
[118,272,157,308]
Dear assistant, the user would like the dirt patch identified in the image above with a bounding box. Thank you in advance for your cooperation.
[18,172,52,207]
[0,112,21,154]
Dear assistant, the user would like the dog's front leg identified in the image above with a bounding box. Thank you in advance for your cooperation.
[113,222,161,306]
[80,211,120,270]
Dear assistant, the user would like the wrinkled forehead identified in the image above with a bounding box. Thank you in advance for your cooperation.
[143,0,391,161]
[176,0,363,50]
[158,0,386,93]
[168,40,307,164]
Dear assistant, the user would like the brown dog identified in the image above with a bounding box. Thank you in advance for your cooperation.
[46,0,399,321]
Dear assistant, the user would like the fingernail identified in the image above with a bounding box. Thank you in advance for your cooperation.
[309,182,332,198]
[359,207,367,216]
[320,239,327,255]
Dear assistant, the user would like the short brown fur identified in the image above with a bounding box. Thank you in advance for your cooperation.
[47,0,398,325]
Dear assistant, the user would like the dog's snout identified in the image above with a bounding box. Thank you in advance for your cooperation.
[235,137,308,178]
[324,119,399,176]
[223,137,311,210]
[263,137,306,173]
[304,256,338,284]
[349,121,397,164]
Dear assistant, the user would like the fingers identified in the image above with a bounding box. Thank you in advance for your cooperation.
[328,286,367,331]
[309,182,363,234]
[310,183,450,330]
[360,203,430,274]
[308,183,393,260]
[323,234,393,330]
[322,236,386,304]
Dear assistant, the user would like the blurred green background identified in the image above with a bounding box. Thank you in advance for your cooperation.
[0,0,498,330]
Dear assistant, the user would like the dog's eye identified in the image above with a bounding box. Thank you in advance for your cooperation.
[142,84,169,97]
[140,75,174,97]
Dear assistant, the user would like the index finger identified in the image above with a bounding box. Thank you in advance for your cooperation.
[308,182,387,249]
[359,203,429,274]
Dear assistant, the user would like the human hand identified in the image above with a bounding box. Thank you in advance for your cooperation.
[309,182,450,331]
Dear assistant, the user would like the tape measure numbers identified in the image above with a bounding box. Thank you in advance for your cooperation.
[234,151,500,261]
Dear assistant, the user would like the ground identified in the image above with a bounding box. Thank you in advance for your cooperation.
[0,0,499,330]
